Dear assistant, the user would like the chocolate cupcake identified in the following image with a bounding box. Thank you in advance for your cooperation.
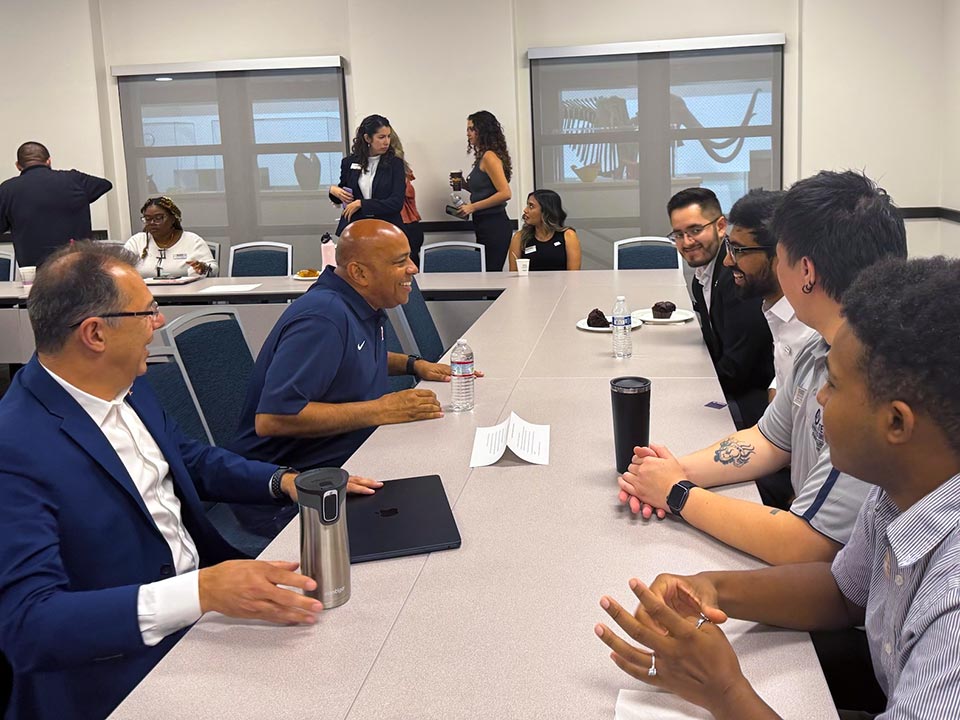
[652,301,676,319]
[587,308,610,328]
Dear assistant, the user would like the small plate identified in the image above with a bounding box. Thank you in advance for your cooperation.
[576,311,644,333]
[292,273,320,281]
[635,308,696,325]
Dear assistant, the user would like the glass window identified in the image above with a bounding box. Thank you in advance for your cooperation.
[531,45,782,269]
[119,67,348,253]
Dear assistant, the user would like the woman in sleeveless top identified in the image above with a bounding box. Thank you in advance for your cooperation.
[508,189,581,272]
[452,110,513,271]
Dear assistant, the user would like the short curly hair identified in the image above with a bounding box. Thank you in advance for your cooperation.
[842,256,960,457]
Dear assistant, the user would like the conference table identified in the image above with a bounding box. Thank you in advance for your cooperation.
[25,269,834,719]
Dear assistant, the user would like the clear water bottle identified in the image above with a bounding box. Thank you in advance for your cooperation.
[450,191,465,208]
[450,338,475,412]
[612,295,632,359]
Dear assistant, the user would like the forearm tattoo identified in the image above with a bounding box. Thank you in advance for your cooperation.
[713,437,756,468]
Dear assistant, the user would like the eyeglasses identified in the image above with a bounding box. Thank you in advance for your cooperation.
[723,236,775,260]
[141,215,168,225]
[70,301,161,328]
[667,216,721,243]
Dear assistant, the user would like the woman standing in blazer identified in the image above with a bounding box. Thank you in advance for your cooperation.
[328,114,406,236]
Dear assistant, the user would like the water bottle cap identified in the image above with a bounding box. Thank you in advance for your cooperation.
[616,295,626,301]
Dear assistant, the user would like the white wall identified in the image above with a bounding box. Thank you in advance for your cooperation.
[0,0,111,230]
[1,0,956,258]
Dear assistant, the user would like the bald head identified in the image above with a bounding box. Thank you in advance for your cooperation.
[336,219,408,266]
[334,220,415,310]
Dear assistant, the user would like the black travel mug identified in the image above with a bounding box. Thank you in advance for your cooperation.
[610,377,652,474]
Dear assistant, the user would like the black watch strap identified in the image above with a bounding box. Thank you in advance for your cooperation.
[406,354,422,377]
[667,480,698,518]
[270,467,296,500]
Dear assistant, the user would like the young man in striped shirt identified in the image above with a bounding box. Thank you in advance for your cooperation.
[597,256,960,720]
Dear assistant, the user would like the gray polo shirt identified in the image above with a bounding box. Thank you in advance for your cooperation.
[756,335,871,543]
[831,473,960,717]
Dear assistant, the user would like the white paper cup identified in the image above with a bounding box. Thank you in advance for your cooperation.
[19,266,37,285]
[516,258,530,275]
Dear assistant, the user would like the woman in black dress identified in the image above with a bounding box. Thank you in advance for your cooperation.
[329,114,406,236]
[508,189,582,271]
[453,110,513,271]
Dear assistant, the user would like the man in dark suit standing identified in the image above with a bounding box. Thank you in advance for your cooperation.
[0,243,322,720]
[0,142,113,267]
[667,187,774,428]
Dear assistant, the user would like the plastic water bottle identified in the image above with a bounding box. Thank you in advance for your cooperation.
[320,232,337,268]
[612,295,632,358]
[450,338,475,412]
[450,191,465,208]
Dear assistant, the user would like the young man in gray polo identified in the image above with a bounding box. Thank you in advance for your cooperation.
[597,256,960,720]
[617,171,907,566]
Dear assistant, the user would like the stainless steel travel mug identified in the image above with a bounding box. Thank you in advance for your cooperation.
[296,468,350,608]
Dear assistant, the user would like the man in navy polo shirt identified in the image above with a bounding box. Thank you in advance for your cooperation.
[231,219,454,477]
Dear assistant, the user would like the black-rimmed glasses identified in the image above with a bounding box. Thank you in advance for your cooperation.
[723,236,775,260]
[666,216,721,243]
[70,301,161,328]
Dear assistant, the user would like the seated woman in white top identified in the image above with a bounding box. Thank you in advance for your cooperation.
[124,196,217,278]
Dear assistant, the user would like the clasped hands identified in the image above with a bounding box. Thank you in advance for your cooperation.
[617,444,685,519]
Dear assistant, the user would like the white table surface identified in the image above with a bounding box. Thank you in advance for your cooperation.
[102,269,834,719]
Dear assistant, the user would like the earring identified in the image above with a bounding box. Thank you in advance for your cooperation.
[801,280,815,295]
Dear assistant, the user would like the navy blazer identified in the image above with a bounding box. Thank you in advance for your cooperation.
[0,358,282,720]
[329,152,405,236]
[691,243,775,427]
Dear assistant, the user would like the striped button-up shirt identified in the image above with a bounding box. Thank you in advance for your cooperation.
[832,472,960,718]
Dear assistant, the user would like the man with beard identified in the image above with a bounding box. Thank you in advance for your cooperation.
[724,189,817,399]
[724,190,818,510]
[667,188,774,428]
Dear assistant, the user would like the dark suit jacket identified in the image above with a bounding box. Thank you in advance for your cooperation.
[329,153,405,236]
[692,244,775,427]
[0,165,112,266]
[0,358,282,720]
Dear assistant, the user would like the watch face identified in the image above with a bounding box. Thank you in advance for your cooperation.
[667,484,688,515]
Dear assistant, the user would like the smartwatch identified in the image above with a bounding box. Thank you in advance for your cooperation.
[406,354,422,377]
[270,467,296,500]
[666,480,698,518]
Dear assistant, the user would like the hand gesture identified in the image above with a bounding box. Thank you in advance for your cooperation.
[377,388,443,424]
[198,560,322,625]
[647,573,727,625]
[596,580,752,717]
[187,260,210,275]
[456,203,474,218]
[618,446,665,519]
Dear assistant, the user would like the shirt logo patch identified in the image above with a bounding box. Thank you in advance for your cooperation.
[811,407,825,453]
[357,340,366,351]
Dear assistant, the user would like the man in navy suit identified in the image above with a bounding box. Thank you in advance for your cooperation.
[0,243,322,720]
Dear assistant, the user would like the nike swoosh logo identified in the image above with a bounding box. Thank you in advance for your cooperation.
[357,340,366,351]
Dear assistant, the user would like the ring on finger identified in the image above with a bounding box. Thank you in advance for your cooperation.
[696,613,711,630]
[647,652,657,677]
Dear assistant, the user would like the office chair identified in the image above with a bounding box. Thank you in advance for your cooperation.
[228,241,292,277]
[420,241,486,273]
[613,237,680,270]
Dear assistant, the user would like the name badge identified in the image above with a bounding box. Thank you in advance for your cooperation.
[524,245,537,254]
[792,386,807,408]
[350,163,362,170]
[174,253,188,260]
[554,241,561,246]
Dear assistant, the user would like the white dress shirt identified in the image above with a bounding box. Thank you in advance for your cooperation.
[40,363,203,646]
[358,154,381,199]
[762,295,819,391]
[694,258,716,312]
